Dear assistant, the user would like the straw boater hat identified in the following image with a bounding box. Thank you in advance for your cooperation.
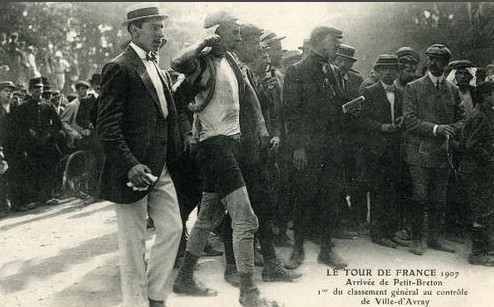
[122,3,168,26]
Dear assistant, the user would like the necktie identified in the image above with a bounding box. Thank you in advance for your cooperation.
[146,51,158,63]
[436,80,440,90]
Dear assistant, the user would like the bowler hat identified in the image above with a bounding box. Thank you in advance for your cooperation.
[75,80,91,90]
[425,44,452,60]
[29,77,43,89]
[122,3,168,26]
[373,54,400,69]
[204,10,238,29]
[336,44,357,61]
[395,47,420,64]
[0,81,15,90]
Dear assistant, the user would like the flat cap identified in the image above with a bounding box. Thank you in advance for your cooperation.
[336,44,357,61]
[0,81,15,90]
[395,47,420,64]
[204,10,238,29]
[260,30,286,45]
[240,24,263,42]
[43,84,54,93]
[425,44,452,60]
[310,25,343,40]
[451,59,474,71]
[487,64,494,69]
[29,77,43,88]
[75,80,91,89]
[374,54,400,68]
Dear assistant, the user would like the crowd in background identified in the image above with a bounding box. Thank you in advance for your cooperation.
[1,10,494,307]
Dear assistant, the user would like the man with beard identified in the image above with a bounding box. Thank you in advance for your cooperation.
[403,44,467,256]
[394,47,420,91]
[171,10,280,307]
[283,25,350,270]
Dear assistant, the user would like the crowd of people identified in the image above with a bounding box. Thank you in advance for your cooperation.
[1,3,494,307]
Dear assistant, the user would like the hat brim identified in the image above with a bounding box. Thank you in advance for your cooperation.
[122,13,168,26]
[336,53,357,62]
[374,63,401,68]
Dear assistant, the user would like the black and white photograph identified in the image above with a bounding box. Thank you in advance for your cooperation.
[0,2,493,306]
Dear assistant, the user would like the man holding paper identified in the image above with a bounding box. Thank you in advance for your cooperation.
[96,4,185,307]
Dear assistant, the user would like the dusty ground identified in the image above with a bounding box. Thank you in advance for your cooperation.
[1,199,493,307]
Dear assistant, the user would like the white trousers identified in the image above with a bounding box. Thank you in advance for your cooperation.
[115,163,182,306]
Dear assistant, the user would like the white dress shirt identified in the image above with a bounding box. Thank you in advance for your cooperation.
[382,81,396,123]
[129,42,168,118]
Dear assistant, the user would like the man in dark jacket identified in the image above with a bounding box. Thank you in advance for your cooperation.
[6,77,64,210]
[283,25,351,270]
[358,55,406,248]
[333,44,366,238]
[0,81,14,217]
[403,44,468,256]
[96,4,184,307]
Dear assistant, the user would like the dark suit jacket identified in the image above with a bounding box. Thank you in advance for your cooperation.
[283,51,346,168]
[359,82,404,168]
[403,75,467,168]
[97,45,186,204]
[341,71,364,102]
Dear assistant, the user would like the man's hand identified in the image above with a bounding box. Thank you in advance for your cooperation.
[381,124,399,133]
[29,128,38,138]
[436,125,455,138]
[184,134,199,156]
[81,129,91,136]
[394,116,404,128]
[269,136,281,153]
[128,164,153,188]
[203,35,222,48]
[293,148,308,171]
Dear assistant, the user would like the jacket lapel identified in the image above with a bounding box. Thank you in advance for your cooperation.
[125,46,166,118]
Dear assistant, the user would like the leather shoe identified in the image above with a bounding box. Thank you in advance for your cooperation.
[202,242,223,257]
[262,259,302,282]
[391,235,410,247]
[240,288,283,307]
[284,248,304,269]
[373,237,397,249]
[149,299,164,307]
[409,239,425,256]
[428,239,455,253]
[173,278,218,297]
[224,270,240,288]
[317,250,347,269]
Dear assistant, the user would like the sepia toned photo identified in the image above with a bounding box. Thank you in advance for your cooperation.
[0,2,493,307]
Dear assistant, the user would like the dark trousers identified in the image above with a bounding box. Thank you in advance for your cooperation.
[408,165,451,239]
[0,173,8,212]
[368,165,400,239]
[292,163,345,249]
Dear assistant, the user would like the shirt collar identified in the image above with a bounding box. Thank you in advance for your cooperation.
[428,71,444,85]
[381,81,395,92]
[130,41,150,61]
